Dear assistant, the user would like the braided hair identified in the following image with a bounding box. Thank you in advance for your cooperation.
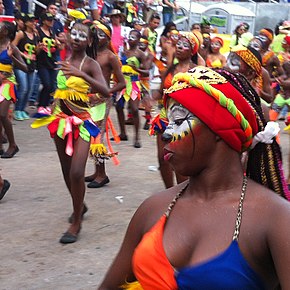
[215,68,289,199]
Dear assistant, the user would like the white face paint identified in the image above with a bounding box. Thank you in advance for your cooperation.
[176,39,191,50]
[170,34,179,41]
[138,42,147,50]
[211,41,221,49]
[70,28,88,42]
[259,35,269,43]
[128,34,138,41]
[165,100,198,142]
[97,30,107,39]
[248,39,262,52]
[227,52,241,72]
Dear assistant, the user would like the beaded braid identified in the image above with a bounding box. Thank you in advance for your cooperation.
[215,68,289,199]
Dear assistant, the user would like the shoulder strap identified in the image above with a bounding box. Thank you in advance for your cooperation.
[165,183,188,218]
[79,55,88,71]
[232,176,248,241]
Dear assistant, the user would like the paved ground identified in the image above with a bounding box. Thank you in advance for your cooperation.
[1,107,289,290]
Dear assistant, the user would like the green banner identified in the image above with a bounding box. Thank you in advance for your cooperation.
[210,16,227,27]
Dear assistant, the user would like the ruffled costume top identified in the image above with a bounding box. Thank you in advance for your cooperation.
[0,50,18,103]
[206,58,223,68]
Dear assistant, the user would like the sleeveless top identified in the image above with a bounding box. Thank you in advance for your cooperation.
[206,58,223,69]
[37,27,57,69]
[147,28,158,53]
[17,31,38,72]
[132,177,266,289]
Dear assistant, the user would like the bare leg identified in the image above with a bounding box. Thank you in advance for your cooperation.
[54,135,89,235]
[130,98,141,147]
[0,100,18,155]
[288,137,290,186]
[115,104,127,139]
[142,90,152,130]
[0,174,3,188]
[157,134,174,188]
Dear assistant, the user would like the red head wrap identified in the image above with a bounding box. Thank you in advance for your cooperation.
[211,36,224,47]
[164,67,258,152]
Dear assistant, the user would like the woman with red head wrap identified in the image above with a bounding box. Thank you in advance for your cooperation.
[150,31,204,189]
[206,36,226,68]
[99,67,290,289]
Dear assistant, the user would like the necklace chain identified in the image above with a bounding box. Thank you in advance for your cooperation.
[233,175,248,241]
[165,175,248,240]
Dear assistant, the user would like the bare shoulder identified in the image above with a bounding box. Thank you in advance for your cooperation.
[133,182,188,233]
[108,51,119,62]
[137,49,146,59]
[84,57,101,73]
[86,56,100,67]
[246,179,290,218]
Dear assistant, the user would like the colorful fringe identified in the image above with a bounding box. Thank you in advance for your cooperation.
[120,281,143,290]
[0,80,18,103]
[54,88,90,103]
[89,117,120,165]
[149,113,169,135]
[121,75,141,102]
[32,114,100,156]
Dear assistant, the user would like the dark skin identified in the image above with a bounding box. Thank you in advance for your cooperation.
[276,62,290,184]
[226,52,273,107]
[99,103,290,289]
[138,40,154,117]
[0,22,27,156]
[206,40,226,68]
[199,35,211,62]
[115,31,148,146]
[54,23,109,237]
[155,36,198,188]
[259,33,283,79]
[85,29,126,184]
[142,17,160,52]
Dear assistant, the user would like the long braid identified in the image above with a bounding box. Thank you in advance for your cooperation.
[86,22,98,59]
[215,68,289,199]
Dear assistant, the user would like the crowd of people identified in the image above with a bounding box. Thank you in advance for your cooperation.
[1,0,290,287]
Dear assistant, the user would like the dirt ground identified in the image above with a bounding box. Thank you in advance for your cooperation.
[1,107,289,290]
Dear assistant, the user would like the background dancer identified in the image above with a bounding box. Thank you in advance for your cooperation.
[150,32,201,188]
[114,29,148,148]
[85,21,125,189]
[32,21,109,243]
[0,21,27,158]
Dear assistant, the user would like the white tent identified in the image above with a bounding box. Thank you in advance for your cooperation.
[202,3,256,34]
[177,1,206,28]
